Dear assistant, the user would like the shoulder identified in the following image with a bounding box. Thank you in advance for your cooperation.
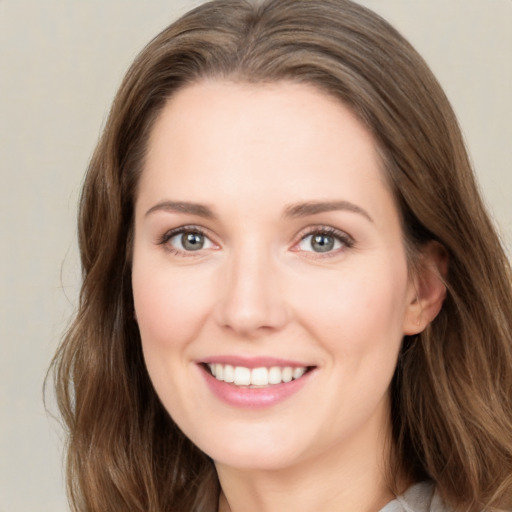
[379,482,452,512]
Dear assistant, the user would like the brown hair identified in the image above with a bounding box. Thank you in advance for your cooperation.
[48,0,512,510]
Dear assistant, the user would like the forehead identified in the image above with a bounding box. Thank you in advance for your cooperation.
[149,80,376,155]
[138,80,395,222]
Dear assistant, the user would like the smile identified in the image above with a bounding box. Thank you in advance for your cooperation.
[207,363,308,387]
[199,357,316,408]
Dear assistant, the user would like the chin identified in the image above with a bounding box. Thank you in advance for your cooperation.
[188,421,317,472]
[211,446,304,472]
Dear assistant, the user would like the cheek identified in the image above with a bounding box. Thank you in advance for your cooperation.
[292,259,409,354]
[131,260,216,419]
[132,260,213,354]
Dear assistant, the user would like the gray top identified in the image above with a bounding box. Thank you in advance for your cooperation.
[380,482,451,512]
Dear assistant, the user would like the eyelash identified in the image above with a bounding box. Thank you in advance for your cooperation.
[157,225,354,257]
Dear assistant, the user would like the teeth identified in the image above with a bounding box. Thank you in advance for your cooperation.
[251,367,268,386]
[282,367,293,383]
[223,364,234,383]
[214,363,224,381]
[293,367,306,379]
[234,366,251,386]
[268,366,282,384]
[207,363,308,387]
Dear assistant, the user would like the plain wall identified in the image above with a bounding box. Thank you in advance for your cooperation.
[0,1,510,510]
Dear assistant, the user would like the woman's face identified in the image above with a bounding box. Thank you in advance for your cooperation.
[132,81,420,471]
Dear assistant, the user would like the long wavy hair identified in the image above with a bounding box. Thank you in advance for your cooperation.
[48,0,512,510]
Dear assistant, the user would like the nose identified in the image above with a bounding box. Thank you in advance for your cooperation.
[214,246,289,337]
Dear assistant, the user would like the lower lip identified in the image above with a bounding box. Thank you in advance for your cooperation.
[200,366,313,409]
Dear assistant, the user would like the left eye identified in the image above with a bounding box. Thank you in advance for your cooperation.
[297,232,346,253]
[168,230,214,252]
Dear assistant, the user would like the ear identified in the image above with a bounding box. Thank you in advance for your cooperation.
[403,241,448,335]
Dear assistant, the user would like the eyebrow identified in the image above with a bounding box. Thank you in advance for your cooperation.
[145,199,373,223]
[284,200,373,222]
[145,200,215,219]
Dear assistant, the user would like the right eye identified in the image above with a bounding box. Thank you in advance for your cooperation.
[160,227,216,255]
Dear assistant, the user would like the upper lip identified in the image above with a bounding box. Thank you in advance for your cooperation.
[199,355,313,369]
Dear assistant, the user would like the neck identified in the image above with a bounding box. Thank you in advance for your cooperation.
[216,406,401,512]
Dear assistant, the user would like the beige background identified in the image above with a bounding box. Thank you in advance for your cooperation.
[0,1,510,510]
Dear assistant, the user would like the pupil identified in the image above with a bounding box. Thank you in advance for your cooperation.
[182,232,204,251]
[312,234,334,253]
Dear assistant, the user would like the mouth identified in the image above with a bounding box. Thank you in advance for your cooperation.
[198,358,317,408]
[202,363,315,388]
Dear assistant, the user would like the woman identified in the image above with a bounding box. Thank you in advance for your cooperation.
[50,0,512,511]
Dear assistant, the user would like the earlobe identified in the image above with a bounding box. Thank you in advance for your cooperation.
[403,241,448,335]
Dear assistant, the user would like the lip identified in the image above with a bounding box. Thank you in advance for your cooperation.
[198,358,316,409]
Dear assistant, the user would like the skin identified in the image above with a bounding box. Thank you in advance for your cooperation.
[131,81,445,512]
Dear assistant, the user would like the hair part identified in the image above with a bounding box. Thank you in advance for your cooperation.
[48,1,512,510]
